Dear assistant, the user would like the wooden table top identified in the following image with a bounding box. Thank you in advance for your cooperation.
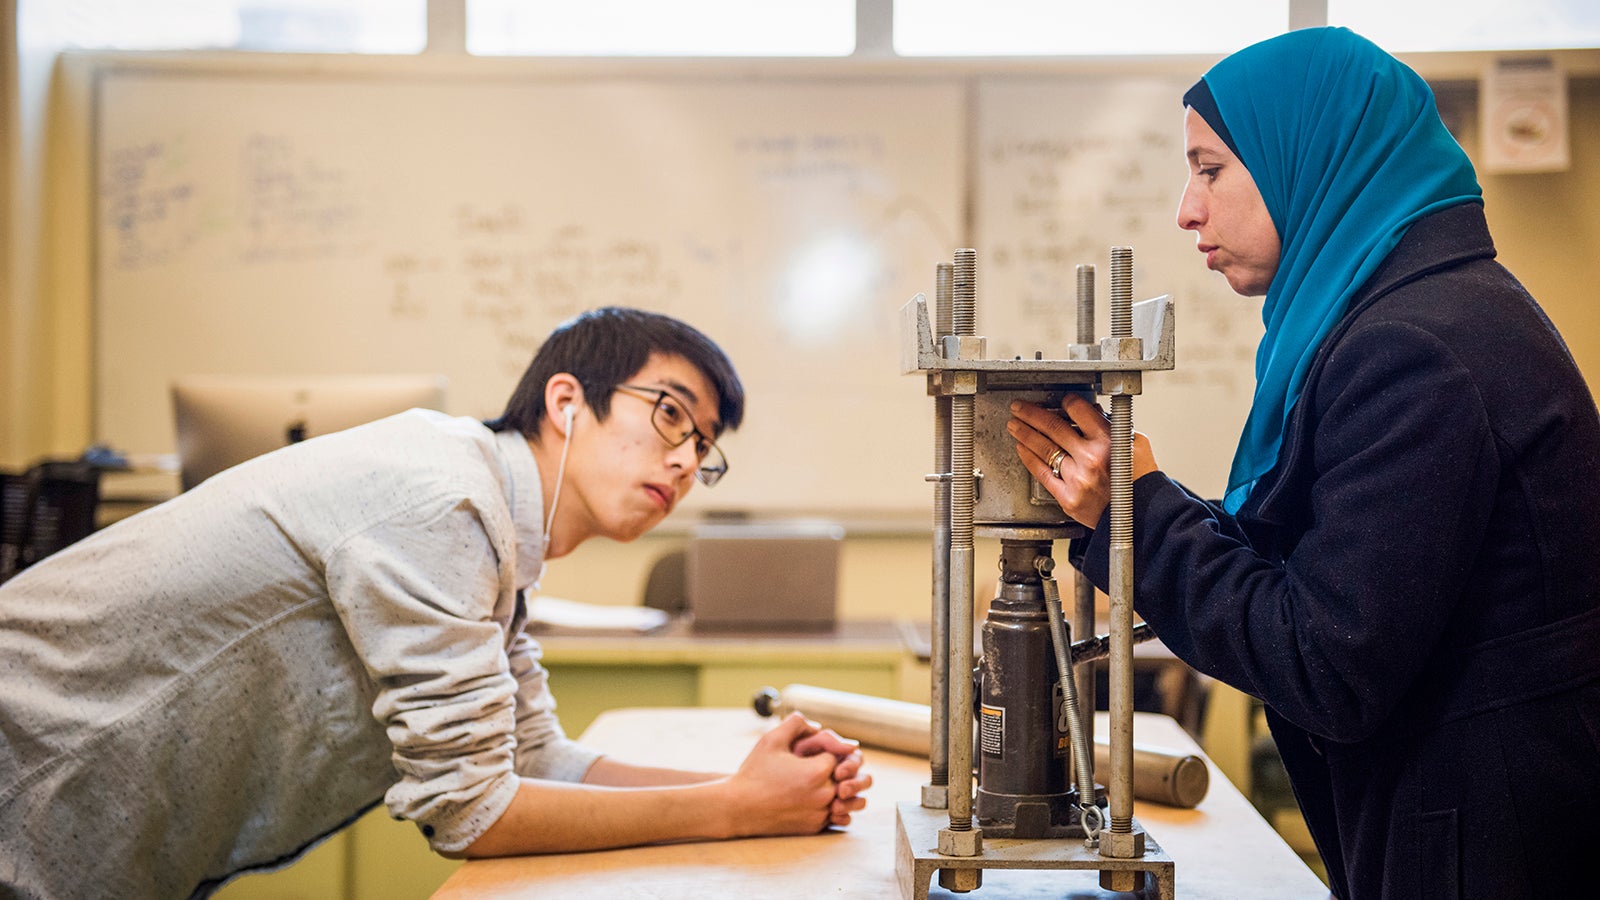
[434,707,1329,900]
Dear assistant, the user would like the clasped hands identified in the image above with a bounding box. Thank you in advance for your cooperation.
[736,712,871,835]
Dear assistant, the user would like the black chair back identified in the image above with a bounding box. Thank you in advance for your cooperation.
[1,461,101,583]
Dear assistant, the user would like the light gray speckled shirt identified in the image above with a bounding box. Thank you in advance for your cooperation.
[0,410,600,899]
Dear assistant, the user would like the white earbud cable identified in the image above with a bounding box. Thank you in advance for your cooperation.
[543,407,574,555]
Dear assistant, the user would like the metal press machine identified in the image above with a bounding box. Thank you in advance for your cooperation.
[895,247,1177,898]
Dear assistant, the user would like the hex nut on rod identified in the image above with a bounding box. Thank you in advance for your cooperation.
[1099,371,1143,396]
[1102,868,1144,893]
[1099,827,1147,859]
[937,827,983,856]
[1100,335,1144,361]
[939,867,983,892]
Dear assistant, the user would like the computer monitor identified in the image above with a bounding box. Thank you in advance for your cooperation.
[685,520,844,632]
[171,374,447,490]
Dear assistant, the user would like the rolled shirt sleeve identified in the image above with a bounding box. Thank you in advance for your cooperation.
[507,630,602,783]
[324,487,591,853]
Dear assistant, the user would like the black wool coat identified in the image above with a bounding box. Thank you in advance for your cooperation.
[1075,203,1600,900]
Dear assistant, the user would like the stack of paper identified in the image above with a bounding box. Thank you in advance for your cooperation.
[526,595,670,635]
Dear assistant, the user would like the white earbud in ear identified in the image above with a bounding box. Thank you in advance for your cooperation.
[563,405,576,428]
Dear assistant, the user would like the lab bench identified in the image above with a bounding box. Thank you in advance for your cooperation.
[215,620,918,900]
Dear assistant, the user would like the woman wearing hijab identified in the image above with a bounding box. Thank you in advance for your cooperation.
[1009,27,1600,899]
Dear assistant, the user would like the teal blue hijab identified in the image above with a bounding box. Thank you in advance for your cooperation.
[1192,28,1483,513]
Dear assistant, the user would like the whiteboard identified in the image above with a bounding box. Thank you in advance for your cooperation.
[974,76,1263,498]
[94,71,965,514]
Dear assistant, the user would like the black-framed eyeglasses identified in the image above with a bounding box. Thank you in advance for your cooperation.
[613,384,729,487]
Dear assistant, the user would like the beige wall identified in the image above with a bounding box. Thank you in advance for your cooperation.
[2,3,23,468]
[3,19,95,470]
[1429,77,1600,384]
[1473,78,1600,382]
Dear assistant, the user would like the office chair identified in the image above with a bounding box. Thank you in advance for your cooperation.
[640,548,689,615]
[1,460,101,583]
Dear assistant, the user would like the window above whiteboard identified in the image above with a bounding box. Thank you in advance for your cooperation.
[1328,0,1600,51]
[465,0,856,57]
[892,0,1289,56]
[30,0,425,53]
[32,0,1600,59]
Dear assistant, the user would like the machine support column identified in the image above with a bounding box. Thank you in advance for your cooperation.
[1098,246,1146,891]
[925,262,954,809]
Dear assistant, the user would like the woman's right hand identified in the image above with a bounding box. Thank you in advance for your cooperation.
[1008,394,1158,528]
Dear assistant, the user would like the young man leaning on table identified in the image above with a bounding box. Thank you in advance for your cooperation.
[0,307,871,900]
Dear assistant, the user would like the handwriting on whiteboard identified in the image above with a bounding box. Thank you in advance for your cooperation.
[382,204,689,376]
[104,131,374,270]
[238,133,369,263]
[980,121,1256,402]
[735,132,887,186]
[102,140,201,272]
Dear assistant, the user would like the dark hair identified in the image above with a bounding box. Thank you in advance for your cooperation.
[486,306,745,442]
[1182,77,1244,164]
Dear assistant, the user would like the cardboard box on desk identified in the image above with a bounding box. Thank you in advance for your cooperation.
[686,521,843,632]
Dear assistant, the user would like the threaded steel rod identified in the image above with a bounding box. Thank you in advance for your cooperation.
[1075,264,1096,345]
[952,249,976,336]
[947,249,978,835]
[948,392,976,833]
[1106,246,1136,836]
[1110,248,1132,338]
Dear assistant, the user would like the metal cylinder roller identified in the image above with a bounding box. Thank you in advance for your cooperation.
[753,683,1208,809]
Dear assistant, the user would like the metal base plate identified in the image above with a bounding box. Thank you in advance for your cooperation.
[895,802,1175,900]
[973,523,1086,541]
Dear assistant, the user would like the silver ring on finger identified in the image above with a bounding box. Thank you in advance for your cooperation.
[1047,447,1067,479]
